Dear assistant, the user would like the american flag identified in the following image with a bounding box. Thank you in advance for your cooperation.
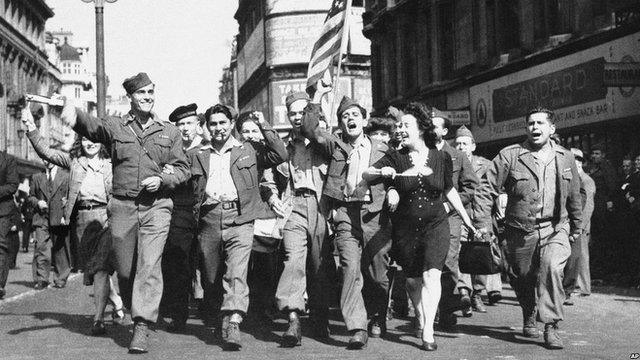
[306,0,351,95]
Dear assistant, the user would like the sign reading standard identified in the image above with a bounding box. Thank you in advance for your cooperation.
[492,58,606,123]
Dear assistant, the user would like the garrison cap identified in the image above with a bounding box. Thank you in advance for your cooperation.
[455,125,474,141]
[122,72,153,94]
[285,91,310,109]
[337,96,367,119]
[169,103,198,123]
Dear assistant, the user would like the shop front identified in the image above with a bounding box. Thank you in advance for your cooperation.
[469,31,640,168]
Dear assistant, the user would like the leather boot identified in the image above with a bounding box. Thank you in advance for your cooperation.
[544,322,564,349]
[347,329,368,349]
[471,292,487,313]
[128,321,149,354]
[522,308,539,338]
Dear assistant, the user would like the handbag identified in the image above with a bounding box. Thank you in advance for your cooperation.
[459,233,502,275]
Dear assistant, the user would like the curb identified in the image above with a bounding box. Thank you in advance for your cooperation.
[0,272,82,308]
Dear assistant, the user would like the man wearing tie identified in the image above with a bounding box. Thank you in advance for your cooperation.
[28,160,70,290]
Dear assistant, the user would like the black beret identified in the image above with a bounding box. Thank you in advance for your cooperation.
[122,72,153,94]
[169,103,198,123]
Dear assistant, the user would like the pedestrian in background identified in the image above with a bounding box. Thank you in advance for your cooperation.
[563,148,595,303]
[22,107,126,336]
[477,107,582,349]
[58,72,190,354]
[0,150,19,299]
[27,159,70,291]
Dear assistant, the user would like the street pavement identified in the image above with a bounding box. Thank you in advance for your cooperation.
[1,249,639,359]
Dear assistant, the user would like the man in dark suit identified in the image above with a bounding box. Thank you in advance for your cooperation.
[0,151,19,299]
[28,160,70,290]
[190,104,287,350]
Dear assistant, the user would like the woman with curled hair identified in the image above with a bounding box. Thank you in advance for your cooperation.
[363,102,476,351]
[22,107,125,336]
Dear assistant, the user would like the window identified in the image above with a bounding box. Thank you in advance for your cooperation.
[401,20,416,92]
[500,0,520,50]
[75,87,80,99]
[438,1,454,78]
[486,0,497,58]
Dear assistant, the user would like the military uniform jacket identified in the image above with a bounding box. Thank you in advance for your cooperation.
[300,103,389,213]
[477,141,582,235]
[74,109,189,199]
[190,121,288,225]
[440,141,479,210]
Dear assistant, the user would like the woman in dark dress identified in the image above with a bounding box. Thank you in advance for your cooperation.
[364,102,476,351]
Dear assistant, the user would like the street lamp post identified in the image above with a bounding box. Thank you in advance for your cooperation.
[82,0,117,118]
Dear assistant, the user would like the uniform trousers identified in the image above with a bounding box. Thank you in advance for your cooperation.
[109,196,173,323]
[161,207,196,322]
[504,222,571,324]
[32,225,70,285]
[198,203,254,317]
[333,202,391,331]
[276,194,334,315]
[563,231,591,295]
[439,212,462,313]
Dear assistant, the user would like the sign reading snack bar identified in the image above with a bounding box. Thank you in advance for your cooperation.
[470,32,640,143]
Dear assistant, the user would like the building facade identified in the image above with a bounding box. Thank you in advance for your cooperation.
[46,29,98,115]
[0,0,63,175]
[363,0,640,166]
[233,0,371,133]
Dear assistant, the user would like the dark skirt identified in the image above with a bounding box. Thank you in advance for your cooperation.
[75,208,112,285]
[391,201,450,278]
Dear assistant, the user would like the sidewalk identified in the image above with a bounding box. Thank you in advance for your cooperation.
[1,246,81,305]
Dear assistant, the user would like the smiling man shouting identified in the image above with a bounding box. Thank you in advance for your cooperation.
[58,72,190,354]
[476,106,582,350]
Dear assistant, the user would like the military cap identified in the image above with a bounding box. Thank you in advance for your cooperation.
[284,91,310,109]
[455,125,474,141]
[122,72,153,94]
[337,96,367,119]
[169,103,198,123]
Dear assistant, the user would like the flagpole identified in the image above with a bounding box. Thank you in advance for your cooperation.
[327,0,353,126]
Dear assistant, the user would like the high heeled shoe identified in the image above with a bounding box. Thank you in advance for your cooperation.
[112,308,128,326]
[422,341,438,351]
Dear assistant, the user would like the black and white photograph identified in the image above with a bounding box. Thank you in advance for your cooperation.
[0,0,639,358]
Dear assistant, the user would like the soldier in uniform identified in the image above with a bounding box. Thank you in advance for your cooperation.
[59,72,190,354]
[455,125,500,314]
[429,115,479,329]
[190,104,287,350]
[301,83,397,349]
[265,91,335,347]
[477,107,582,349]
[160,103,206,332]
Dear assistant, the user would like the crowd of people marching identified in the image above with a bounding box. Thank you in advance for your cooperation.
[0,70,637,355]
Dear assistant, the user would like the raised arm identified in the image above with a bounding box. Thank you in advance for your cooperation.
[21,107,72,168]
[252,113,288,169]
